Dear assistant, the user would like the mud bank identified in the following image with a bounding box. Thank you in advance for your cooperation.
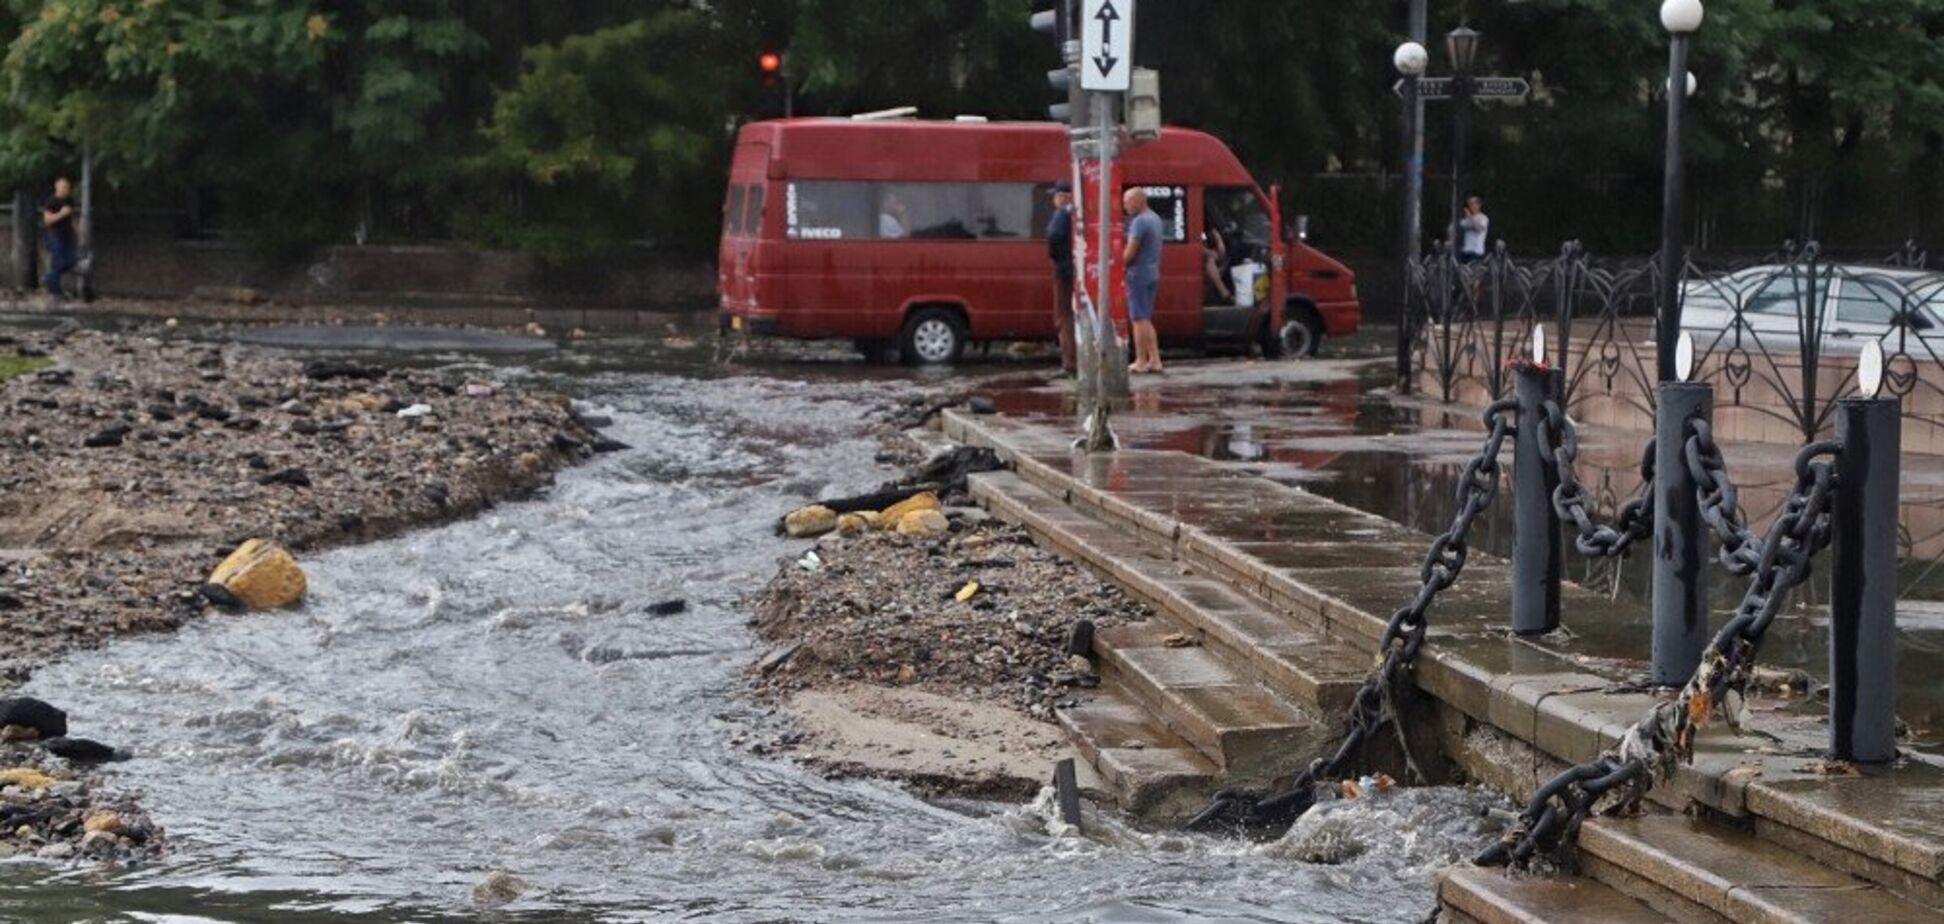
[0,323,604,688]
[747,434,1158,798]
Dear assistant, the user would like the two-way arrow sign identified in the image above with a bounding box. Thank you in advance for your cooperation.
[1392,75,1531,101]
[1081,0,1132,91]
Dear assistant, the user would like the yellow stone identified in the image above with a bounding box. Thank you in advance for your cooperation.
[783,505,838,538]
[895,509,949,536]
[954,581,980,602]
[0,768,55,790]
[836,513,873,534]
[82,812,122,834]
[208,539,307,610]
[878,492,940,529]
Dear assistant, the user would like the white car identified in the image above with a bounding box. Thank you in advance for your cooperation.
[1679,264,1944,354]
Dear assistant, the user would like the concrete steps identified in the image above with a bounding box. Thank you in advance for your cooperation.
[1437,865,1672,924]
[973,470,1369,712]
[1574,812,1944,923]
[1093,621,1322,782]
[971,468,1363,813]
[1055,685,1218,823]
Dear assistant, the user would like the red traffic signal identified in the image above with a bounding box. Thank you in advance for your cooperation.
[758,52,783,74]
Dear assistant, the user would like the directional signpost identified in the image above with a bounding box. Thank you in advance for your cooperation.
[1391,76,1531,101]
[1081,0,1130,91]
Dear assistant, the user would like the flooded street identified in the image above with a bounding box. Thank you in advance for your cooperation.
[2,336,1498,923]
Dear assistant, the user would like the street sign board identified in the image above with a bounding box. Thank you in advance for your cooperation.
[1081,0,1133,91]
[1392,75,1531,101]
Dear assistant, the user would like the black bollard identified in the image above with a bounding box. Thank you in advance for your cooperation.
[1653,383,1713,686]
[1511,362,1562,635]
[1831,397,1900,763]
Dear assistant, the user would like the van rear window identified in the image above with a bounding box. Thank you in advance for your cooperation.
[787,181,1042,242]
[723,185,745,236]
[745,185,765,236]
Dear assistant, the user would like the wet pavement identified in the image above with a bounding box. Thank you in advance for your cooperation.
[971,361,1944,749]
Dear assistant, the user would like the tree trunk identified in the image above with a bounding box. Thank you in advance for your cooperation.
[10,190,32,291]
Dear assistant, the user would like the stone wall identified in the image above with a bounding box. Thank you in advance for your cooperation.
[2,208,715,312]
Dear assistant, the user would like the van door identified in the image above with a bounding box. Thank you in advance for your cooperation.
[1200,185,1276,343]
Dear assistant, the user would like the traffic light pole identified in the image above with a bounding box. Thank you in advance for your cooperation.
[1079,91,1128,452]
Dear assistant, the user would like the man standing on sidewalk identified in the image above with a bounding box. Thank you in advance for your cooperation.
[1122,187,1164,374]
[41,177,78,300]
[1045,181,1076,374]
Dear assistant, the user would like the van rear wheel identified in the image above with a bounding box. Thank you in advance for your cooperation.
[901,308,967,365]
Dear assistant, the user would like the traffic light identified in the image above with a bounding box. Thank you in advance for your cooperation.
[1030,2,1079,124]
[1126,67,1161,140]
[756,50,791,118]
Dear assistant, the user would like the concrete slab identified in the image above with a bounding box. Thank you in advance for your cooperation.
[1437,865,1672,924]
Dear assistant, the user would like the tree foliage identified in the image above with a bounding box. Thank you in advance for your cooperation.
[2,0,1943,263]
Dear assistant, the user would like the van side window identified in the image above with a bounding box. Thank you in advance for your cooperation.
[724,185,745,236]
[1126,186,1188,243]
[745,185,766,236]
[788,181,1039,241]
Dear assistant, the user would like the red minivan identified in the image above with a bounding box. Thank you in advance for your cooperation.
[718,118,1359,364]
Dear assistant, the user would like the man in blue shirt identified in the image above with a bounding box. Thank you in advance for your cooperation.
[1045,182,1076,373]
[1121,187,1164,373]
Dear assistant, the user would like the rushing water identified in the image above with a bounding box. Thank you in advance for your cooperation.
[2,335,1501,923]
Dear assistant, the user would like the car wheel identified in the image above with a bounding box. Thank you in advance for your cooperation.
[901,308,966,365]
[1279,307,1324,358]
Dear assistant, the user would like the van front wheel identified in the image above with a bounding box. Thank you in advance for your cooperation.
[901,308,967,365]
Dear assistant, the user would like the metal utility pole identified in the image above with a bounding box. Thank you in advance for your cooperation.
[1393,0,1428,391]
[1657,0,1702,383]
[1445,27,1478,251]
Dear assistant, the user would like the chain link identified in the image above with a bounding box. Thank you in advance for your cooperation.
[1685,419,1764,575]
[1477,440,1843,869]
[1534,399,1654,559]
[1185,398,1519,836]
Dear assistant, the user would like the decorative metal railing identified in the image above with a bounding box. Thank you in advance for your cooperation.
[1408,239,1944,445]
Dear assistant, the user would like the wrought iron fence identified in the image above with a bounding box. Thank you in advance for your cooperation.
[1408,239,1944,445]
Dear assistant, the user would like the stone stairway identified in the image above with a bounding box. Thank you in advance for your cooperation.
[975,468,1364,820]
[946,409,1944,924]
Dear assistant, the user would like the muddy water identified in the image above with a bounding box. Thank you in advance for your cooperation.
[2,339,1499,923]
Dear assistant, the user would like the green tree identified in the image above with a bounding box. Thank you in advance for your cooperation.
[464,11,731,262]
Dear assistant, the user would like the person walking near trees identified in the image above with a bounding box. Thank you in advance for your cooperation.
[1122,187,1164,374]
[41,177,79,299]
[1045,181,1076,374]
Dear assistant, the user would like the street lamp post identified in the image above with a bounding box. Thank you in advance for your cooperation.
[1658,0,1703,383]
[1394,39,1429,390]
[1444,26,1479,253]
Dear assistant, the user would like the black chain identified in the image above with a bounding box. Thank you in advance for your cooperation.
[1477,440,1842,869]
[1534,400,1654,559]
[1685,419,1764,575]
[1185,398,1518,837]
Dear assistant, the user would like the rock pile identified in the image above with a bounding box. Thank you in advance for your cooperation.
[0,697,158,863]
[749,516,1151,721]
[0,326,604,687]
